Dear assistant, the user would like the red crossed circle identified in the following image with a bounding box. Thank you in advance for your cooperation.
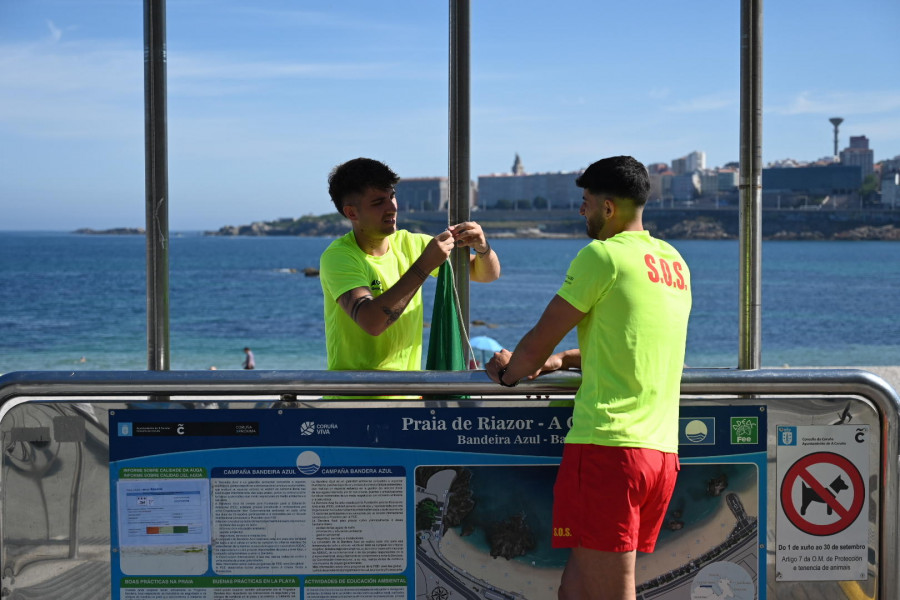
[780,451,865,536]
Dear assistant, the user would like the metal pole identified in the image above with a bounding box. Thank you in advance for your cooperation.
[449,0,471,338]
[738,0,763,370]
[144,0,170,371]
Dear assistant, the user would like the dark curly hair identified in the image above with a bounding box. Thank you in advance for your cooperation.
[328,158,400,215]
[575,156,650,206]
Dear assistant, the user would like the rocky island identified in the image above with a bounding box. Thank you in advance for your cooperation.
[74,227,146,235]
[486,511,537,560]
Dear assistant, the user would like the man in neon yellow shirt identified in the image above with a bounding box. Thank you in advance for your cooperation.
[320,157,500,372]
[486,156,691,600]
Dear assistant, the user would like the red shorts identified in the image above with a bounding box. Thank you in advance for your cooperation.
[552,443,679,553]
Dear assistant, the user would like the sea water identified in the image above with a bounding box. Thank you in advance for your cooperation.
[1,231,899,373]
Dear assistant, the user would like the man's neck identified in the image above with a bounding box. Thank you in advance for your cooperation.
[353,228,392,256]
[599,218,644,241]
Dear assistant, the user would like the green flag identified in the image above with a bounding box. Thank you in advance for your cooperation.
[426,261,467,371]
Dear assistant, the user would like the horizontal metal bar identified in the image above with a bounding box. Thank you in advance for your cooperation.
[1,367,897,402]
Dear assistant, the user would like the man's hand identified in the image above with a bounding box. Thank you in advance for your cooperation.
[485,349,512,384]
[450,221,500,283]
[527,353,564,379]
[416,230,455,275]
[449,221,489,254]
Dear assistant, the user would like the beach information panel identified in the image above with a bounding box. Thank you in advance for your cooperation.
[109,405,766,600]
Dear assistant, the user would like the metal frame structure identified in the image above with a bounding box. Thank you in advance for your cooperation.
[5,0,897,597]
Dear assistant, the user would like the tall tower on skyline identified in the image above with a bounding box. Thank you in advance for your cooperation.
[512,153,524,175]
[829,117,844,158]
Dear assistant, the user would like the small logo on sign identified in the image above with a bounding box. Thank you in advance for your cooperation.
[680,418,715,445]
[731,417,758,444]
[300,421,315,436]
[777,426,797,446]
[296,450,321,475]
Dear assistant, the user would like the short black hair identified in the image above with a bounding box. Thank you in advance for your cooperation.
[328,158,400,215]
[575,156,650,206]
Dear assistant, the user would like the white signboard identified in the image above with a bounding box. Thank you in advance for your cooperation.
[775,424,870,581]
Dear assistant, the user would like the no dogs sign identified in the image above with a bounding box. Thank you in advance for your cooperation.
[775,424,870,581]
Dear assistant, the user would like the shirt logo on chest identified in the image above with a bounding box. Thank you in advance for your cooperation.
[370,279,383,292]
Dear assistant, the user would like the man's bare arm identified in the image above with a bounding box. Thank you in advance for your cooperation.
[336,232,455,336]
[486,295,585,386]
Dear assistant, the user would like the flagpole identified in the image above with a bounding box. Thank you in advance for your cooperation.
[449,0,471,340]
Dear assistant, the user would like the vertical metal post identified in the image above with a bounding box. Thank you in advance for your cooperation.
[449,0,471,338]
[144,0,170,370]
[738,0,763,370]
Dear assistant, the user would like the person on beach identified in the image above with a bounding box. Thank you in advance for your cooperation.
[242,347,255,370]
[320,157,501,372]
[485,156,692,600]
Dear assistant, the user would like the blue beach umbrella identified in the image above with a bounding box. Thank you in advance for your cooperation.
[470,335,503,367]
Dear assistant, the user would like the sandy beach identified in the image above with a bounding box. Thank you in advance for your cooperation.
[438,529,562,600]
[636,489,758,582]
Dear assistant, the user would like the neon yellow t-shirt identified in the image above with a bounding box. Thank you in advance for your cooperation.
[556,230,692,453]
[320,230,432,371]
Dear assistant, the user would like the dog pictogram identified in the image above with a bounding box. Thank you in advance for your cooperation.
[800,474,849,516]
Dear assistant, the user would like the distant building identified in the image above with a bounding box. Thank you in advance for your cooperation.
[395,177,474,211]
[763,164,862,196]
[882,172,900,209]
[699,170,719,197]
[672,151,705,175]
[717,168,739,192]
[477,155,583,209]
[840,135,874,179]
[685,151,706,173]
[762,164,863,208]
[511,153,525,175]
[881,155,900,175]
[648,169,672,202]
[478,170,583,209]
[671,172,701,202]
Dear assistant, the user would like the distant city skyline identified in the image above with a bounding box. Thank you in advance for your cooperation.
[1,0,898,230]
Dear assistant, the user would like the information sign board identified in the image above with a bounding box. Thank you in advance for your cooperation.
[109,405,765,600]
[775,424,870,581]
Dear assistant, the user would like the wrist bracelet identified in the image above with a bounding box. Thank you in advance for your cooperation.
[475,241,492,258]
[497,366,518,387]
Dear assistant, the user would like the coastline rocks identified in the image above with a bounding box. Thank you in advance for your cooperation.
[205,209,900,240]
[74,227,145,235]
[768,230,827,240]
[707,473,729,496]
[657,218,731,240]
[487,512,536,560]
[208,216,351,237]
[832,224,900,240]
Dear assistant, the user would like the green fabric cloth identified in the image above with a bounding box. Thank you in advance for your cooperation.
[426,261,467,371]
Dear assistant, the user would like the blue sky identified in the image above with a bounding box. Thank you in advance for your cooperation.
[2,0,898,231]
